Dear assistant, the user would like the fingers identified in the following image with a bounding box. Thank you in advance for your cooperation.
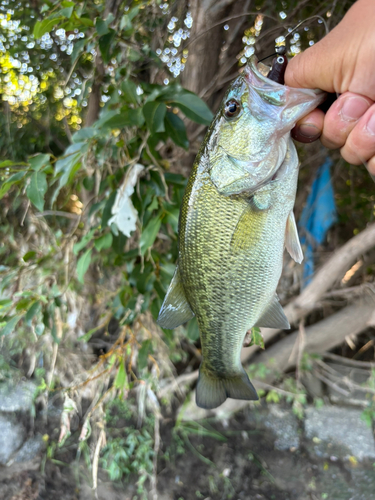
[285,0,375,98]
[340,104,375,170]
[292,92,375,177]
[320,93,373,149]
[367,157,375,177]
[291,109,324,143]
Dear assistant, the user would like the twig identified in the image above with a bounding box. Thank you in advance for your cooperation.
[322,284,375,299]
[20,200,30,226]
[35,210,80,220]
[92,427,106,497]
[353,340,375,360]
[159,370,199,398]
[322,351,375,369]
[150,412,160,500]
[296,320,306,384]
[183,12,280,50]
[312,370,351,397]
[253,380,304,399]
[315,359,375,395]
[46,308,63,389]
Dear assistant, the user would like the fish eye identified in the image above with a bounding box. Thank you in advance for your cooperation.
[224,99,241,119]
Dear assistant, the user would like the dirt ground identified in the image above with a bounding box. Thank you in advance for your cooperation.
[1,406,374,500]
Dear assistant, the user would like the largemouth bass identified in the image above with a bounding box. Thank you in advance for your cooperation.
[158,55,325,409]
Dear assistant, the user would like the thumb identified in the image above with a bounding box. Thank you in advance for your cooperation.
[284,34,340,92]
[285,0,375,94]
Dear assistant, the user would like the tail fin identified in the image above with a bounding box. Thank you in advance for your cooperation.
[196,367,259,410]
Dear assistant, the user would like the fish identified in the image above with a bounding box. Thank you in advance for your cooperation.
[157,55,325,410]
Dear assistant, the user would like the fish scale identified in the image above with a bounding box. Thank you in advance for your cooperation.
[157,55,325,409]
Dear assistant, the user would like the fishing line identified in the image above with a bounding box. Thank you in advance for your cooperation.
[258,15,329,63]
[182,12,280,49]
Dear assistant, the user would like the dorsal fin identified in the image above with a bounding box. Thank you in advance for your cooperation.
[157,264,194,329]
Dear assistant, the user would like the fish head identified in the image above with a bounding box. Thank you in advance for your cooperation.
[206,55,326,196]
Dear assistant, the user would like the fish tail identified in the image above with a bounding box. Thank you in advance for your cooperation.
[196,366,259,410]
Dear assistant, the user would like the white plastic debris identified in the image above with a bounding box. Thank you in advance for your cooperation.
[108,163,144,236]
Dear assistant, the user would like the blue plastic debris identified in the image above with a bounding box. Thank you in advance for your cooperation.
[299,158,337,286]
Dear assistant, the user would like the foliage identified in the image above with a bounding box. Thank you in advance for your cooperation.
[101,399,155,497]
[0,0,212,390]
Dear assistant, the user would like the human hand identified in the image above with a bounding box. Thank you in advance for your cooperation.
[284,0,375,177]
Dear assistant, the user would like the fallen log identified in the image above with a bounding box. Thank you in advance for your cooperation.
[179,291,375,420]
[254,292,375,379]
[241,222,375,364]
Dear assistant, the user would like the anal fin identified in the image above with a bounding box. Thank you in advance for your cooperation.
[254,295,290,330]
[157,264,194,329]
[285,211,303,264]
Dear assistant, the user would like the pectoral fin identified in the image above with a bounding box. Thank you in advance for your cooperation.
[157,265,194,329]
[230,196,269,253]
[285,211,303,264]
[254,295,290,329]
[250,189,272,211]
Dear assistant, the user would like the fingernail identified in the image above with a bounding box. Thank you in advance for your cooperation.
[295,124,321,143]
[340,96,370,122]
[366,113,375,135]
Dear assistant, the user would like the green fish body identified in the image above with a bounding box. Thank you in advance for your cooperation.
[158,56,325,409]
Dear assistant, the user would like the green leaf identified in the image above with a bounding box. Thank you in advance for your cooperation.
[35,323,45,336]
[25,301,41,324]
[0,160,28,168]
[94,233,113,251]
[99,30,115,64]
[23,251,36,262]
[96,17,109,36]
[0,315,21,337]
[139,214,162,255]
[165,112,189,149]
[0,171,27,199]
[70,38,86,62]
[76,248,92,284]
[164,172,187,187]
[75,15,94,27]
[58,6,74,18]
[114,360,128,389]
[29,154,50,171]
[164,204,180,233]
[121,80,139,105]
[16,297,33,311]
[26,171,48,212]
[72,127,97,143]
[55,142,86,175]
[102,192,117,227]
[138,340,152,370]
[73,228,96,255]
[33,17,63,39]
[52,142,87,203]
[249,327,265,349]
[0,299,12,310]
[103,108,144,129]
[143,101,166,134]
[170,92,213,125]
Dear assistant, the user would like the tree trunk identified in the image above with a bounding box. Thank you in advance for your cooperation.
[181,0,252,108]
